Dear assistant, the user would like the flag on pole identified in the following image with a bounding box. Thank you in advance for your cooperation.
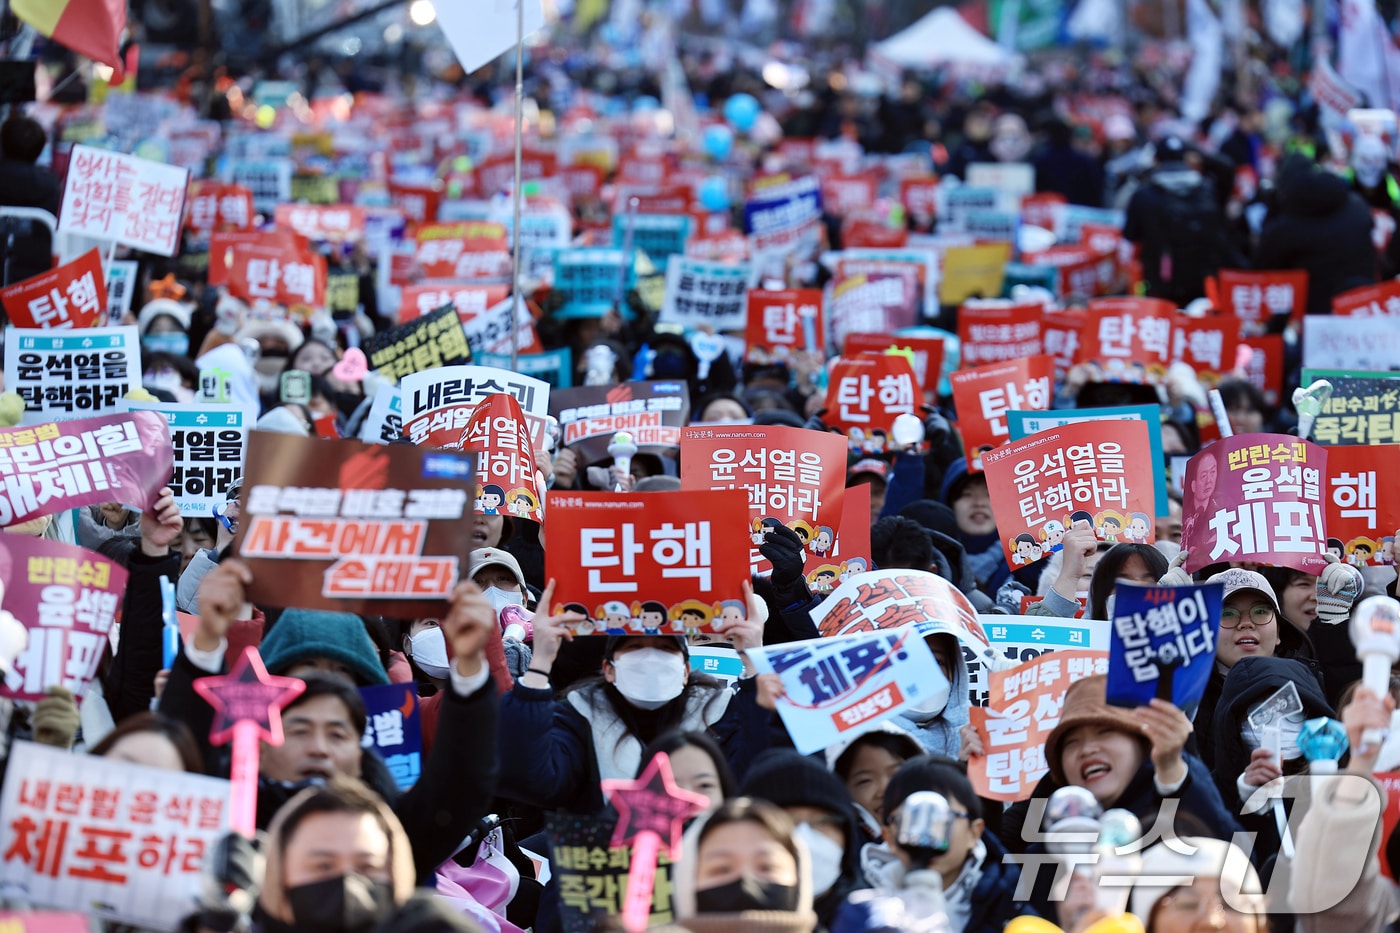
[13,0,127,78]
[436,0,546,76]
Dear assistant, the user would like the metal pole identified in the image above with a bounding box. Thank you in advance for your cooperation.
[509,0,525,371]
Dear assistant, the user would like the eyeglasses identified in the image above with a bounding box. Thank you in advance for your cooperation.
[1220,605,1276,629]
[1159,889,1230,918]
[884,808,972,826]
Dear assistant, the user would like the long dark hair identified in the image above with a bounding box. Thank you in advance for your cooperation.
[90,712,203,773]
[1088,543,1170,620]
[639,730,738,798]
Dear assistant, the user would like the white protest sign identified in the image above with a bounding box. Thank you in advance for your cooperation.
[0,741,230,930]
[59,146,191,257]
[4,325,141,423]
[1303,315,1400,371]
[746,626,947,755]
[401,365,549,449]
[358,386,404,444]
[105,260,139,324]
[660,257,751,331]
[465,299,537,357]
[964,614,1110,707]
[121,401,251,515]
[967,162,1035,212]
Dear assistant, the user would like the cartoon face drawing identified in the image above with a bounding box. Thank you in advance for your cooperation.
[1127,514,1150,541]
[1041,520,1066,549]
[1012,533,1041,565]
[810,528,833,555]
[717,601,746,626]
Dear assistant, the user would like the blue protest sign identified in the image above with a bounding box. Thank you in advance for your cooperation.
[746,626,945,755]
[1106,582,1223,715]
[359,683,424,791]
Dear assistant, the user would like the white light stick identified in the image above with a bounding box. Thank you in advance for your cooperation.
[1209,388,1233,438]
[608,430,638,492]
[1350,595,1400,753]
[1292,379,1334,441]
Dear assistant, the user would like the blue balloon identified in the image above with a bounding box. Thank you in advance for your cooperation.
[633,95,659,113]
[723,93,761,133]
[699,176,730,212]
[702,124,734,162]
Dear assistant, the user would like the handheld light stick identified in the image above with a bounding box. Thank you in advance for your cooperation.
[1350,595,1400,754]
[608,431,638,492]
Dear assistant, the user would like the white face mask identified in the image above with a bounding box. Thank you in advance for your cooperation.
[482,585,524,614]
[610,648,686,709]
[794,822,844,896]
[409,627,451,680]
[903,673,951,722]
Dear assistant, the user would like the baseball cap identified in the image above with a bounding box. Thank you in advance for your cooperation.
[848,459,890,482]
[470,547,527,592]
[1205,568,1280,616]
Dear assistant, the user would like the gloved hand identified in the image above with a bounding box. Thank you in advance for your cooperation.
[759,522,810,604]
[198,832,266,933]
[1158,549,1193,587]
[922,407,952,448]
[802,409,829,433]
[31,686,80,749]
[1317,552,1365,624]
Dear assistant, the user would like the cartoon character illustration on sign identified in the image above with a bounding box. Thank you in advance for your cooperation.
[505,487,539,520]
[1125,511,1151,544]
[596,600,634,634]
[839,557,868,583]
[1095,510,1125,543]
[669,599,718,635]
[634,599,670,635]
[1347,536,1378,567]
[809,525,835,557]
[477,483,505,514]
[1011,533,1043,566]
[1040,519,1067,552]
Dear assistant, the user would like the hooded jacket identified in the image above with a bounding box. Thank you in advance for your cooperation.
[888,633,972,758]
[1256,154,1379,315]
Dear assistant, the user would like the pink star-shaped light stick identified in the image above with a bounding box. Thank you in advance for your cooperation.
[601,752,711,933]
[192,646,306,837]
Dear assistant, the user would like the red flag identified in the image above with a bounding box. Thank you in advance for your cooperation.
[14,0,127,77]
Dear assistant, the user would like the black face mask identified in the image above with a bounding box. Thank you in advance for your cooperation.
[693,875,800,914]
[285,873,393,933]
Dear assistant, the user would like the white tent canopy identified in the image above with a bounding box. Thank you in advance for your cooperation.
[873,7,1018,69]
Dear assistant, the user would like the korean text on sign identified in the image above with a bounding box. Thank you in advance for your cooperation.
[824,354,919,438]
[462,393,546,524]
[679,424,846,574]
[548,812,676,932]
[745,288,825,361]
[1080,297,1176,382]
[747,627,946,755]
[5,325,141,421]
[969,650,1108,801]
[0,249,107,330]
[0,741,230,930]
[402,364,550,451]
[359,683,423,791]
[957,303,1044,368]
[949,355,1054,472]
[122,401,249,516]
[1216,269,1308,333]
[58,145,190,257]
[1106,583,1222,714]
[362,305,471,384]
[545,490,749,638]
[0,412,171,528]
[1,535,128,703]
[1323,444,1400,566]
[551,380,692,465]
[1181,434,1329,575]
[660,257,751,330]
[1301,369,1400,446]
[982,419,1157,571]
[236,431,476,618]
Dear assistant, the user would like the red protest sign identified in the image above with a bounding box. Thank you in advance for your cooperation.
[1080,297,1176,382]
[824,354,919,441]
[236,431,477,617]
[1021,192,1067,230]
[821,172,879,217]
[844,333,945,393]
[1216,269,1308,331]
[185,181,255,234]
[226,242,327,310]
[1333,280,1400,316]
[969,650,1108,801]
[983,419,1157,571]
[744,288,825,362]
[805,482,874,596]
[1181,434,1329,575]
[1171,313,1240,384]
[274,203,367,242]
[0,535,127,702]
[208,230,307,287]
[900,176,940,225]
[842,218,908,249]
[957,303,1043,368]
[0,249,107,329]
[545,490,750,636]
[949,355,1055,471]
[1041,309,1086,378]
[461,393,546,524]
[1323,444,1400,566]
[1024,245,1101,298]
[413,222,512,281]
[828,271,919,350]
[679,425,847,575]
[388,180,442,225]
[1240,334,1284,407]
[398,284,511,324]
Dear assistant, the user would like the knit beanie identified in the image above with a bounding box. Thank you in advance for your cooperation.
[259,608,389,686]
[739,749,856,816]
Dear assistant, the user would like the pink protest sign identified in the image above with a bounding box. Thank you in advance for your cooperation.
[59,145,190,257]
[1181,434,1329,575]
[0,413,172,527]
[0,535,127,702]
[193,647,305,837]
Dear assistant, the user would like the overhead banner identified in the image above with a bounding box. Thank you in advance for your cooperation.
[982,419,1157,571]
[0,741,230,929]
[1181,434,1328,575]
[5,325,140,422]
[544,490,750,636]
[0,536,128,702]
[550,380,691,465]
[234,431,476,618]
